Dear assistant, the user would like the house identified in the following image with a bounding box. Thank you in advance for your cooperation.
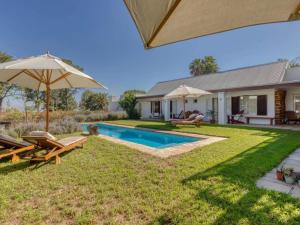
[107,96,122,112]
[136,61,300,125]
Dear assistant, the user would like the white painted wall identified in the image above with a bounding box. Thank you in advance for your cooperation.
[225,89,275,125]
[139,88,277,125]
[218,92,226,124]
[286,87,300,111]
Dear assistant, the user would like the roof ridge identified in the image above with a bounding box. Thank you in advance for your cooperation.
[156,60,288,85]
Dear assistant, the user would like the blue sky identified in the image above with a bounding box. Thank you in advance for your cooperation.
[1,0,300,98]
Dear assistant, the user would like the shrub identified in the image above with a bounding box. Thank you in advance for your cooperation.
[4,117,82,138]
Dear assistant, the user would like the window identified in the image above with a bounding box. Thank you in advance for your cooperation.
[232,95,267,116]
[151,101,161,114]
[295,95,300,117]
[194,99,198,103]
[231,97,240,115]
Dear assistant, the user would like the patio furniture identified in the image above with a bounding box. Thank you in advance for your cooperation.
[245,116,275,125]
[171,115,204,127]
[0,121,11,129]
[22,131,87,164]
[172,111,183,119]
[227,110,245,124]
[0,134,34,163]
[286,111,300,124]
[164,85,211,119]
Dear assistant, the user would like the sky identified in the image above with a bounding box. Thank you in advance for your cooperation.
[1,0,300,101]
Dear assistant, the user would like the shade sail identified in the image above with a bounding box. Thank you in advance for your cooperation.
[124,0,300,48]
[0,53,106,91]
[164,84,211,99]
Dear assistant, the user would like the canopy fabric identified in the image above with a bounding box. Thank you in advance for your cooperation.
[0,54,105,91]
[124,0,300,48]
[164,84,211,99]
[0,53,106,131]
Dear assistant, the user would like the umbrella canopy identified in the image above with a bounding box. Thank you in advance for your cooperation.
[0,53,106,131]
[124,0,300,48]
[164,85,211,119]
[164,85,211,99]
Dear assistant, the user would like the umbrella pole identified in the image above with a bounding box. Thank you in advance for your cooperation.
[45,85,50,132]
[183,96,186,119]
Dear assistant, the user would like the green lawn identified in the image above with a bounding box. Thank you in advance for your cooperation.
[1,120,300,225]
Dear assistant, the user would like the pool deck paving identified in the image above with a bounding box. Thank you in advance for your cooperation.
[256,148,300,198]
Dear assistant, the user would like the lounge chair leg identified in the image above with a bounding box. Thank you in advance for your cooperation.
[12,154,20,163]
[55,155,61,165]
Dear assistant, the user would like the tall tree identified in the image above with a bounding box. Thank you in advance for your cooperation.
[50,89,77,111]
[189,56,219,76]
[80,90,108,111]
[119,90,140,119]
[0,52,19,112]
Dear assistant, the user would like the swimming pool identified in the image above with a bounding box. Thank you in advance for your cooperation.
[82,123,202,149]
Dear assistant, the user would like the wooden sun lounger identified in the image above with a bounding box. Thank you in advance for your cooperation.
[22,135,87,164]
[171,118,202,127]
[0,134,34,163]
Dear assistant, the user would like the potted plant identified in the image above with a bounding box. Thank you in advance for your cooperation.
[283,167,295,184]
[276,165,284,181]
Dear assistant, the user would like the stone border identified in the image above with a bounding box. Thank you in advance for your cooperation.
[95,123,226,158]
[256,148,300,198]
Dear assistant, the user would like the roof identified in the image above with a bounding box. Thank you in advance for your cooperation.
[140,61,292,98]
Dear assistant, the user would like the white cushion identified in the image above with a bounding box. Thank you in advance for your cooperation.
[194,115,204,121]
[29,131,57,140]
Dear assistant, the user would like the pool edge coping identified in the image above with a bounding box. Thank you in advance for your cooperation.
[95,122,227,158]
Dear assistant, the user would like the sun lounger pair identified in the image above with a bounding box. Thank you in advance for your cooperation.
[0,131,87,164]
[171,114,204,127]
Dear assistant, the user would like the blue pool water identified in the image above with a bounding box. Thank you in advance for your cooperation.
[82,123,201,149]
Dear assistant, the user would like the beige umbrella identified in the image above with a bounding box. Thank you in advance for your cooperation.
[164,85,211,118]
[124,0,300,48]
[0,53,106,131]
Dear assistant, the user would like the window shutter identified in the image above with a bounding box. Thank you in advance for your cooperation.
[231,97,240,115]
[257,95,267,115]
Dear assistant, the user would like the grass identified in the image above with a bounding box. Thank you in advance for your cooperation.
[0,120,300,224]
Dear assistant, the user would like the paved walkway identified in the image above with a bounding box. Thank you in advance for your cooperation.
[256,148,300,198]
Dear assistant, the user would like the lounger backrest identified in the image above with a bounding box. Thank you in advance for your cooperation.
[0,134,29,148]
[22,136,65,149]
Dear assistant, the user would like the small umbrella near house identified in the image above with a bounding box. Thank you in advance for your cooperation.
[0,53,106,131]
[124,0,300,48]
[164,85,211,119]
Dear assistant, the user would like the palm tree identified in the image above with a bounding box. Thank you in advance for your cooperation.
[189,59,204,76]
[189,56,219,76]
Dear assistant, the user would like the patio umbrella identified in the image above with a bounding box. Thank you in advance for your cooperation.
[164,85,211,119]
[0,53,106,131]
[124,0,300,48]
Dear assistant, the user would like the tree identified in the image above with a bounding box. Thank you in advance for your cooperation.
[189,56,219,76]
[50,89,77,111]
[119,90,140,119]
[0,51,19,112]
[23,88,44,112]
[80,90,108,111]
[48,58,83,111]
